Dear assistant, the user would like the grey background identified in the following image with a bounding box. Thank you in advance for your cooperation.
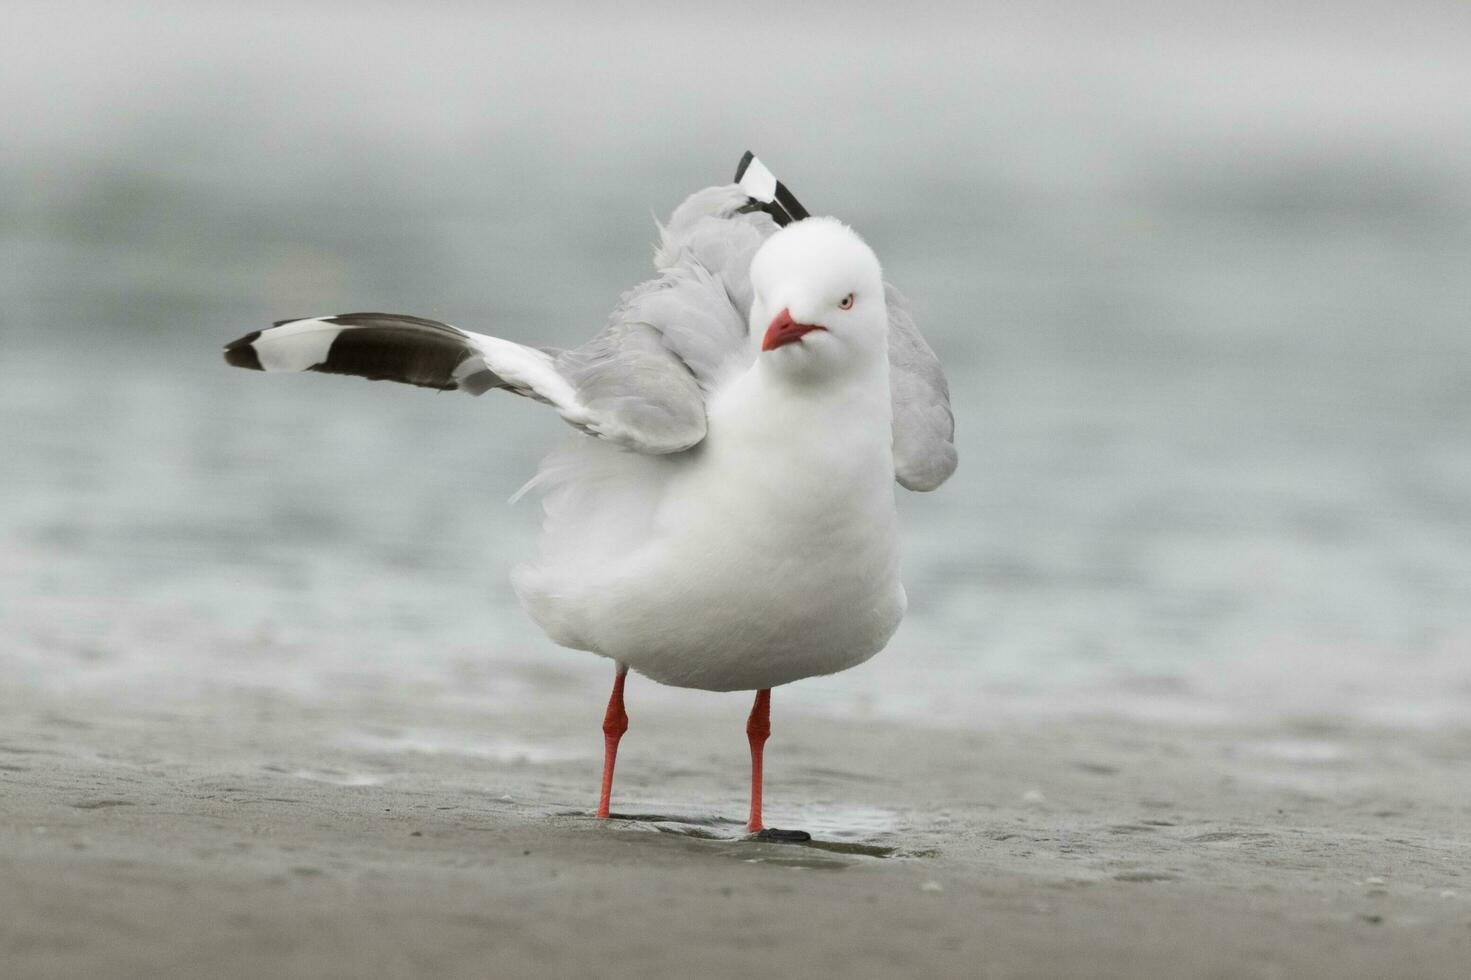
[3,0,1469,727]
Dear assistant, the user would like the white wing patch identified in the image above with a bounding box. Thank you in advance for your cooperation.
[737,156,778,203]
[252,318,340,373]
[466,333,584,415]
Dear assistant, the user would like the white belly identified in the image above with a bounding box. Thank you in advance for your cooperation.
[546,367,906,691]
[600,486,904,690]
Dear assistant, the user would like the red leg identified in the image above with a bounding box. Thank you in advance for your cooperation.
[596,664,629,819]
[746,688,772,832]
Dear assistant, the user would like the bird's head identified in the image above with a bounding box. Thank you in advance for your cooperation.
[748,217,887,384]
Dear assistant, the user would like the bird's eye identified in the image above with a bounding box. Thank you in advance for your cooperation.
[838,293,854,311]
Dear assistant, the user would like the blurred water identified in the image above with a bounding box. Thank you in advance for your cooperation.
[2,2,1469,728]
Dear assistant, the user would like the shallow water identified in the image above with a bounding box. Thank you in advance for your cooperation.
[2,2,1469,730]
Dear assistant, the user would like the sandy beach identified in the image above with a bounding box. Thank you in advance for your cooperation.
[3,677,1468,980]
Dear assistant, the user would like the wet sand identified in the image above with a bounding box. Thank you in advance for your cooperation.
[2,681,1467,979]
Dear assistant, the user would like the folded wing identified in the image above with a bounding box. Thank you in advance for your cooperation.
[886,286,958,492]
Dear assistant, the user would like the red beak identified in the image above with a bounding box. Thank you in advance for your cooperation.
[761,308,826,352]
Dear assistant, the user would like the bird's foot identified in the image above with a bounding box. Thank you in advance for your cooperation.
[750,828,811,843]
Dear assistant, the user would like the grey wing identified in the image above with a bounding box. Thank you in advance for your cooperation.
[550,182,772,453]
[887,285,958,491]
[554,257,751,454]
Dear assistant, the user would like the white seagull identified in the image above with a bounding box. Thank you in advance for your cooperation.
[225,154,956,833]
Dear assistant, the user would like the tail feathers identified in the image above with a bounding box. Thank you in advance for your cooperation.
[734,151,810,227]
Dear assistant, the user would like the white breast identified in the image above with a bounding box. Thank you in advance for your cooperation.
[578,363,907,691]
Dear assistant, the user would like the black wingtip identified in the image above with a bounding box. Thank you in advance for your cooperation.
[224,330,261,350]
[774,181,810,223]
[223,333,263,371]
[734,150,755,183]
[732,151,811,228]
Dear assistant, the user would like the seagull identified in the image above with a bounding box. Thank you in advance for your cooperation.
[224,154,956,833]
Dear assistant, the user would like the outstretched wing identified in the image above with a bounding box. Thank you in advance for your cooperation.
[223,310,711,454]
[223,163,778,455]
